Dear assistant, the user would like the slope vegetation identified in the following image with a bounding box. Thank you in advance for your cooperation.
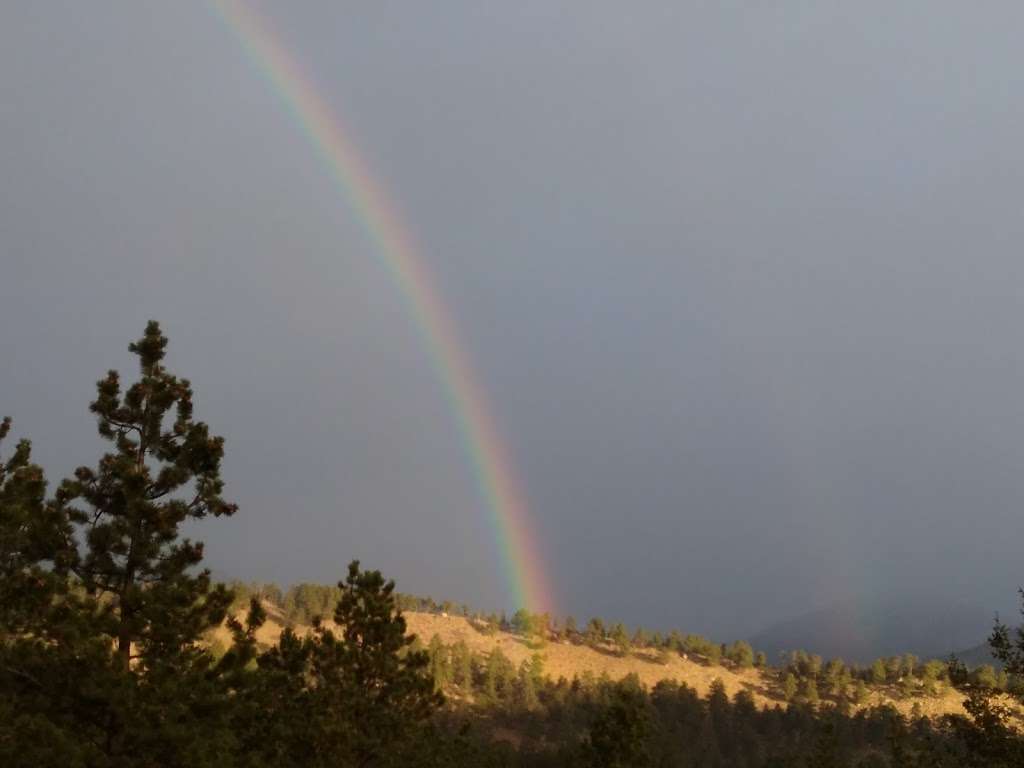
[216,605,973,720]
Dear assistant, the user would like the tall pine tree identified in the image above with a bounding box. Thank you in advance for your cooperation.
[55,321,235,672]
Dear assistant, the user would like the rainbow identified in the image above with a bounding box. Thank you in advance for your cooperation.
[212,0,553,614]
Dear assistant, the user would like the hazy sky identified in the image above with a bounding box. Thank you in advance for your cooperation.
[4,2,1024,639]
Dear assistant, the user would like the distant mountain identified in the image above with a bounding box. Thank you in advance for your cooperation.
[748,597,992,665]
[951,641,1001,670]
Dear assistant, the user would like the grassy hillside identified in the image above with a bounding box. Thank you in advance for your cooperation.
[214,603,975,721]
[404,612,976,720]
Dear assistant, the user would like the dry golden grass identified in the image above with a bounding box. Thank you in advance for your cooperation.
[405,612,780,708]
[210,604,979,719]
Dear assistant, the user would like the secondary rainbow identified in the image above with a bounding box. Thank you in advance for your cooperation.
[212,0,553,614]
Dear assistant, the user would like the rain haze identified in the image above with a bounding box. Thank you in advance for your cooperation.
[3,1,1024,644]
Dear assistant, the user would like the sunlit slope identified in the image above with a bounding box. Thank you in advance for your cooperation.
[214,606,972,719]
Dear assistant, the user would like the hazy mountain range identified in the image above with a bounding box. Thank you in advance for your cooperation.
[749,597,994,665]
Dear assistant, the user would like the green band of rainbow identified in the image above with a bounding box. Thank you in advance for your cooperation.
[212,0,552,613]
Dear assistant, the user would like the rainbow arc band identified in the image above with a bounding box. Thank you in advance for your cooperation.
[212,0,553,614]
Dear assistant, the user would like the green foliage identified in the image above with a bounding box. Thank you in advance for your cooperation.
[437,649,1009,767]
[727,640,754,668]
[582,684,651,768]
[824,658,847,697]
[610,622,631,656]
[451,639,473,690]
[55,321,236,672]
[901,653,918,678]
[800,676,820,706]
[939,592,1024,767]
[483,646,515,703]
[782,672,798,702]
[281,582,342,625]
[809,721,842,768]
[0,324,452,768]
[855,679,870,705]
[922,659,946,681]
[511,608,533,636]
[631,626,648,648]
[230,560,443,767]
[884,655,902,683]
[789,649,823,678]
[0,418,70,637]
[428,633,451,693]
[682,633,722,664]
[585,617,606,646]
[0,324,256,765]
[971,664,998,689]
[227,581,283,613]
[514,659,539,711]
[871,658,888,684]
[899,673,918,698]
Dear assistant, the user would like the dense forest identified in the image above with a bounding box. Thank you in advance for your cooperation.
[2,323,1024,766]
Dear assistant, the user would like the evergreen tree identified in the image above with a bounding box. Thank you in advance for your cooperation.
[451,639,473,690]
[610,622,631,656]
[0,420,98,767]
[511,608,533,636]
[632,626,648,649]
[0,325,275,766]
[972,665,998,689]
[246,561,442,767]
[515,659,539,711]
[899,674,918,698]
[706,641,722,665]
[783,672,799,702]
[0,417,70,636]
[483,646,514,703]
[824,658,846,697]
[55,321,236,672]
[583,684,651,768]
[428,633,450,693]
[727,640,754,668]
[807,653,824,678]
[482,613,499,635]
[809,721,842,768]
[528,653,545,686]
[854,680,870,705]
[901,653,918,679]
[885,656,902,683]
[921,659,946,695]
[801,677,820,706]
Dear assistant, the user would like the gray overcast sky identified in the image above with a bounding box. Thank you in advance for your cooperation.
[3,1,1024,639]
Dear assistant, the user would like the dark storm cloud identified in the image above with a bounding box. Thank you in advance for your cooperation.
[3,1,1024,640]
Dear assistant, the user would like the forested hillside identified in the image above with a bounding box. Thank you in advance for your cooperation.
[212,585,1004,723]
